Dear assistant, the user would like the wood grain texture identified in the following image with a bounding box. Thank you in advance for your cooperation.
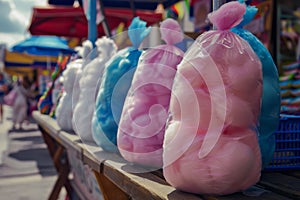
[259,172,300,199]
[93,170,129,200]
[32,111,300,200]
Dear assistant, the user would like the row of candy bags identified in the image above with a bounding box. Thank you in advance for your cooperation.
[39,1,280,196]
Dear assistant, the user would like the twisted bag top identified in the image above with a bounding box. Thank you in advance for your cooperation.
[163,2,262,195]
[231,0,281,168]
[92,17,151,152]
[117,18,184,168]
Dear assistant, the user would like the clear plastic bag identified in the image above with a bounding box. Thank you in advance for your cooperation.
[92,17,150,152]
[163,2,262,195]
[73,37,117,142]
[117,19,185,168]
[231,0,280,169]
[56,60,82,131]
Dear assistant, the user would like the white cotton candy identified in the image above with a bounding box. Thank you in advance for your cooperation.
[73,37,117,142]
[56,60,82,131]
[71,40,94,130]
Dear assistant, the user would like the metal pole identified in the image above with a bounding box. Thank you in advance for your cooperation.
[129,0,136,16]
[213,0,226,11]
[98,0,112,37]
[212,0,227,29]
[88,0,97,47]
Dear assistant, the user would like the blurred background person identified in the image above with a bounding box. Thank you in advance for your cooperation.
[12,76,35,130]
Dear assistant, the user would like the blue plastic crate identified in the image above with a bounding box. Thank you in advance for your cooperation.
[265,114,300,171]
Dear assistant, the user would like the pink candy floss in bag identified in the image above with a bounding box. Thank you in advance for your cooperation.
[163,2,262,195]
[117,19,184,168]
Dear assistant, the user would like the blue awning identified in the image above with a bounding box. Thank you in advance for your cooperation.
[11,36,75,57]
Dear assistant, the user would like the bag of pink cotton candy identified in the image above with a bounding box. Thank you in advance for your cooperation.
[117,18,185,168]
[163,1,263,195]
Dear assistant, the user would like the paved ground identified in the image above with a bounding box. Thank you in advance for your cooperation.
[0,105,66,200]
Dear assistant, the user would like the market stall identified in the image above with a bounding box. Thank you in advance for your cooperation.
[31,1,300,199]
[4,50,57,80]
[6,35,75,94]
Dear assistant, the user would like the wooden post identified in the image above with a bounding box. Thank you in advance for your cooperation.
[93,170,129,200]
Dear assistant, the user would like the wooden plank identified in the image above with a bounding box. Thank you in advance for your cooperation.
[40,128,64,171]
[34,112,300,200]
[53,145,64,168]
[102,160,291,200]
[78,141,199,199]
[59,130,82,159]
[40,128,57,158]
[78,141,103,172]
[93,170,129,200]
[203,191,292,200]
[284,171,300,179]
[83,150,102,172]
[39,125,73,198]
[80,141,125,172]
[32,111,61,135]
[102,160,203,200]
[98,160,291,200]
[48,157,71,200]
[203,185,293,200]
[259,172,300,199]
[33,111,63,145]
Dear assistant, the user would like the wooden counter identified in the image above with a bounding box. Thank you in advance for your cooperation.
[32,111,300,200]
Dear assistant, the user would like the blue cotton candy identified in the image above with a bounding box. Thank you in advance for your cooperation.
[128,17,151,49]
[232,2,281,168]
[236,2,257,27]
[92,17,150,152]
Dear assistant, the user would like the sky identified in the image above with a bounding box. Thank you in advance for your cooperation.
[0,0,48,48]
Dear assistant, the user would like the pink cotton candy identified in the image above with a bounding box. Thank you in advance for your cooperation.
[164,129,261,195]
[208,1,246,30]
[223,95,255,127]
[160,18,184,45]
[118,19,184,168]
[163,1,262,195]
